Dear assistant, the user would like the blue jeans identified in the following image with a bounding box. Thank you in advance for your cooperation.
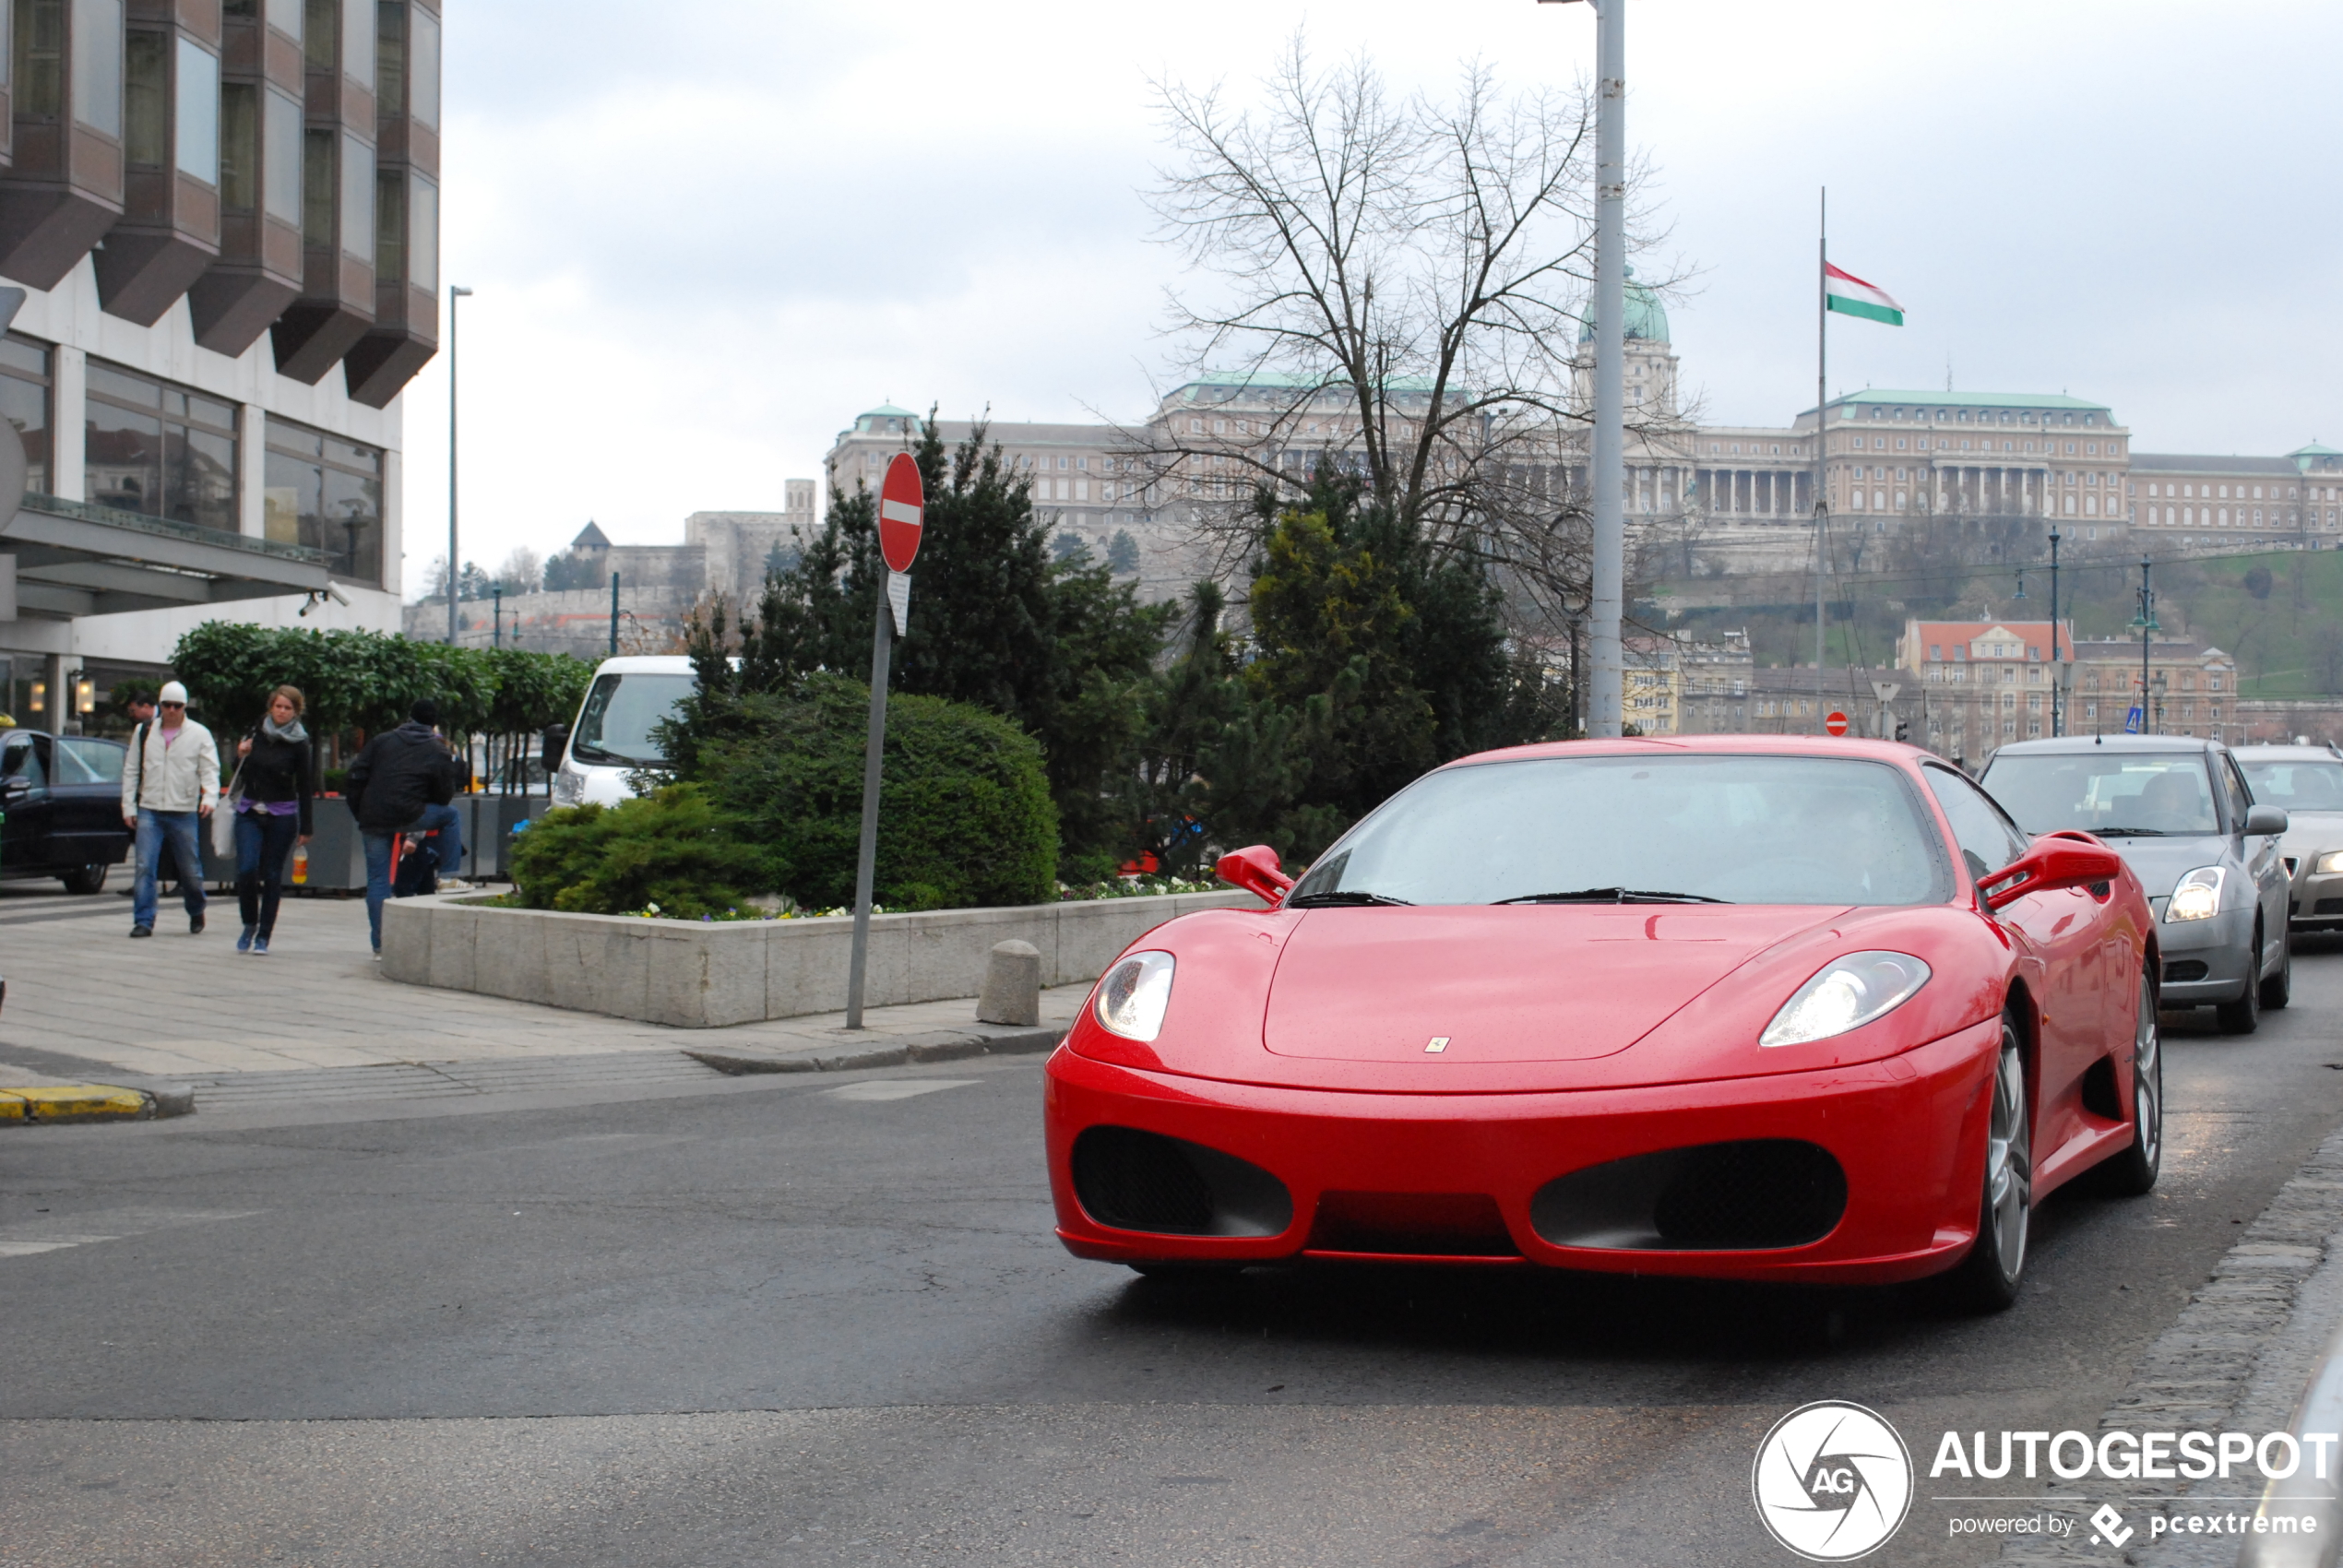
[412,802,465,878]
[362,805,465,952]
[132,808,207,931]
[234,809,301,939]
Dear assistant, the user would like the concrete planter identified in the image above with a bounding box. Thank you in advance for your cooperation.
[379,889,1265,1028]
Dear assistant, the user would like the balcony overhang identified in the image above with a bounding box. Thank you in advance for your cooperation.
[0,492,329,619]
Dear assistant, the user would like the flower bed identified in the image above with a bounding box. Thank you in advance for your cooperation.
[379,887,1263,1028]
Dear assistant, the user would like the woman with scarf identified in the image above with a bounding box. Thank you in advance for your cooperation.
[232,684,314,954]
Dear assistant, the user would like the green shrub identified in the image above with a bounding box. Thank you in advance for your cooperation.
[508,784,777,918]
[697,672,1058,912]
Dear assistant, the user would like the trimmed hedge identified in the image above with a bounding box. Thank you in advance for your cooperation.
[509,784,776,919]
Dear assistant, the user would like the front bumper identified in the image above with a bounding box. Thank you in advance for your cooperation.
[1043,1019,2004,1287]
[2155,904,2255,1004]
[2288,861,2343,931]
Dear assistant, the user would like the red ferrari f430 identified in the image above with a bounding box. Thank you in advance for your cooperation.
[1045,737,2160,1310]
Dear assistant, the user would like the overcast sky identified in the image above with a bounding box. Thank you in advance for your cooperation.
[401,0,2343,590]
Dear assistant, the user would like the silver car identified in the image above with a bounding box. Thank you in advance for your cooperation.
[1980,735,2290,1033]
[2234,742,2343,934]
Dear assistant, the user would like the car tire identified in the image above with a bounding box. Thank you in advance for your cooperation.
[2261,931,2291,1011]
[58,863,108,895]
[2218,926,2264,1035]
[1944,1019,2031,1313]
[2096,972,2162,1198]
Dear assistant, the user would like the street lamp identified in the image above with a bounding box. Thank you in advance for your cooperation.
[2047,527,2063,736]
[2128,554,2159,734]
[447,283,474,646]
[1540,0,1623,738]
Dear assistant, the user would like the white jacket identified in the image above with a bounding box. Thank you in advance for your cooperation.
[122,718,220,815]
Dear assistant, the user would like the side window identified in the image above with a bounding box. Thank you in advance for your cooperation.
[2,735,46,789]
[1925,766,2029,883]
[2219,756,2254,829]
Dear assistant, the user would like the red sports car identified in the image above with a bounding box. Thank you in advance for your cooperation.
[1045,736,2159,1309]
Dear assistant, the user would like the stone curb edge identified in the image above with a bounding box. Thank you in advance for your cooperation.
[683,1026,1065,1077]
[0,1084,196,1124]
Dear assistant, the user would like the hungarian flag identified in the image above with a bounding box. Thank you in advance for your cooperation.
[1825,262,1905,327]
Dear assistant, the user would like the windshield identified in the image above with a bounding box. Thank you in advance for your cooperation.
[1286,754,1948,907]
[2242,759,2343,813]
[570,672,693,767]
[1982,752,2218,836]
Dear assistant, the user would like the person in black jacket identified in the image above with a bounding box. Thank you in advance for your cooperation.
[345,698,468,955]
[231,684,314,954]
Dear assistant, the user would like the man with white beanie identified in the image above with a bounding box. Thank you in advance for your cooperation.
[120,680,219,937]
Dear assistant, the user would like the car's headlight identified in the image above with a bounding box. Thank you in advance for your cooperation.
[1094,950,1175,1042]
[2165,867,2224,922]
[2315,851,2343,875]
[1760,952,1932,1048]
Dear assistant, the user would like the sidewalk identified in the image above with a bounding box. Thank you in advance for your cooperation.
[0,885,1085,1111]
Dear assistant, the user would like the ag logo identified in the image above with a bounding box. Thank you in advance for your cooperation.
[1751,1401,1913,1561]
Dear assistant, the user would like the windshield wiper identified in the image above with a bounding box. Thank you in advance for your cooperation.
[2088,826,2175,837]
[1285,890,1414,908]
[1494,886,1730,905]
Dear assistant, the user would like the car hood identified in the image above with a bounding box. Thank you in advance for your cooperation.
[2278,812,2343,862]
[1262,905,1839,1063]
[2097,834,2232,897]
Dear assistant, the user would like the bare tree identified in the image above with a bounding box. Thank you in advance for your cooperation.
[1137,37,1678,632]
[496,545,545,595]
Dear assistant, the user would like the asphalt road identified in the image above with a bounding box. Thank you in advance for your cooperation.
[6,940,2343,1567]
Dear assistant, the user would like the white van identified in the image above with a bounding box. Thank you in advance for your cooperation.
[549,655,697,808]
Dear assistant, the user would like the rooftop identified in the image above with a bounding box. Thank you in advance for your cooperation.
[2129,453,2301,474]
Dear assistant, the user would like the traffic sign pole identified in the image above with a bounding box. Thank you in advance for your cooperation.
[845,452,927,1030]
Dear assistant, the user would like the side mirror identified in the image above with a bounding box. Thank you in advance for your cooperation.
[1979,832,2126,910]
[540,724,569,772]
[2244,804,2289,837]
[1215,844,1294,905]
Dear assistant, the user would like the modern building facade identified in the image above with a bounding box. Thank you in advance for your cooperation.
[0,0,440,729]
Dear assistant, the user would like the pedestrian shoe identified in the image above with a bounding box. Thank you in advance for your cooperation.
[237,925,256,953]
[190,911,206,935]
[129,925,152,939]
[252,937,270,956]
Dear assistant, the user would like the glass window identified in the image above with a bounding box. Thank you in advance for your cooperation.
[375,0,398,111]
[124,28,164,163]
[302,0,328,70]
[85,359,237,532]
[2,731,46,788]
[2221,756,2254,827]
[1980,752,2218,837]
[71,0,119,134]
[266,0,298,40]
[1284,754,1948,908]
[1923,766,2030,880]
[339,0,367,85]
[373,163,400,283]
[2241,760,2343,813]
[408,3,435,127]
[408,170,435,292]
[570,672,694,768]
[219,80,256,208]
[339,130,372,258]
[302,125,331,244]
[16,0,60,116]
[0,334,52,496]
[263,86,301,221]
[56,736,125,784]
[174,37,217,182]
[266,414,382,585]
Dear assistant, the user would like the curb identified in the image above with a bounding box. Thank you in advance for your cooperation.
[0,1084,196,1124]
[684,1025,1064,1078]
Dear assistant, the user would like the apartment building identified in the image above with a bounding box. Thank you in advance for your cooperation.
[0,0,440,728]
[2130,445,2343,547]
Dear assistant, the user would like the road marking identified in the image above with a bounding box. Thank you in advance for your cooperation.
[0,1206,259,1261]
[825,1079,978,1102]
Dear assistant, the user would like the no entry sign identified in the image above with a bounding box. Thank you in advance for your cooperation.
[879,453,925,574]
[1825,710,1849,737]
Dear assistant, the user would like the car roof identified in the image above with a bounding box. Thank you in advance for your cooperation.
[1983,734,2225,760]
[2233,744,2343,762]
[591,656,696,675]
[1449,734,1933,768]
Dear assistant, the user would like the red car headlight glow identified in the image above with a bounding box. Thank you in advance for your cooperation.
[1760,951,1932,1048]
[1095,950,1176,1042]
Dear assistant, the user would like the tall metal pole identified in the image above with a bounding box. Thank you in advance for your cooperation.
[609,571,620,656]
[1587,0,1624,737]
[2139,554,2154,734]
[446,284,471,646]
[1814,190,1828,733]
[845,595,893,1029]
[2047,527,2062,736]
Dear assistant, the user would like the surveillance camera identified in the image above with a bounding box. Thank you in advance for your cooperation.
[326,582,351,607]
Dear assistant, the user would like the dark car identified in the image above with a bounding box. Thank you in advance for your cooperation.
[1,730,132,893]
[1980,735,2291,1033]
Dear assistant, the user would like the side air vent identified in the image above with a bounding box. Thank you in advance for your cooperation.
[2164,959,2210,983]
[1070,1126,1292,1239]
[1531,1139,1848,1252]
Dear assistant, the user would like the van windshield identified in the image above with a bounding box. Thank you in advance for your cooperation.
[571,672,693,767]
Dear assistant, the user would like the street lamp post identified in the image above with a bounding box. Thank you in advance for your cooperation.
[2047,527,2063,736]
[1540,0,1623,737]
[446,284,473,647]
[2129,554,2159,734]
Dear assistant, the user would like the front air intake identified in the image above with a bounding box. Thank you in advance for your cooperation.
[1070,1126,1292,1238]
[1531,1139,1848,1252]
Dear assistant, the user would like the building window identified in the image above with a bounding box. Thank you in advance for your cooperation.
[85,361,237,531]
[266,416,383,586]
[72,0,122,135]
[176,37,219,181]
[263,86,302,222]
[0,336,53,496]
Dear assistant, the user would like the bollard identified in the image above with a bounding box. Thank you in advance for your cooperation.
[976,939,1041,1027]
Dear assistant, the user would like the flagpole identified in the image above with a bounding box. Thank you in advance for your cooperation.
[1814,187,1828,735]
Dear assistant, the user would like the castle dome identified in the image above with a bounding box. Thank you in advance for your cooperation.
[1578,266,1670,346]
